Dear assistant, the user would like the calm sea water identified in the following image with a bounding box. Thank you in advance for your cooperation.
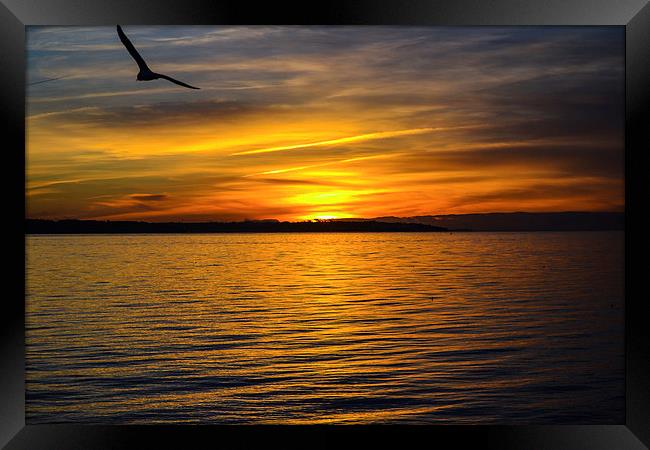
[26,231,624,424]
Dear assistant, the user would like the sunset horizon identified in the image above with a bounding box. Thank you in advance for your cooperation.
[26,25,626,426]
[27,26,624,223]
[26,209,624,224]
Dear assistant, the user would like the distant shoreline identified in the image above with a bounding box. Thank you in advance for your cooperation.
[25,212,624,234]
[25,219,449,234]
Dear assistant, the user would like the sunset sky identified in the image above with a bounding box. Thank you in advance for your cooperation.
[26,26,624,222]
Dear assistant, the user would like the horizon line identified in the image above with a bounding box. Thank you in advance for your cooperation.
[26,210,625,224]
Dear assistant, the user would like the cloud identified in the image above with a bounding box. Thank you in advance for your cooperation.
[33,99,270,128]
[128,193,169,201]
[230,128,441,156]
[26,26,624,221]
[430,144,624,179]
[443,180,623,213]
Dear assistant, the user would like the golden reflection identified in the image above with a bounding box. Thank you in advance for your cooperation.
[26,232,625,423]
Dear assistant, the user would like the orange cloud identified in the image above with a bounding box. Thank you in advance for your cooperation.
[26,26,624,222]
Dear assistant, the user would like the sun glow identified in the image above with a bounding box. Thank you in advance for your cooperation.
[26,26,625,222]
[311,215,339,220]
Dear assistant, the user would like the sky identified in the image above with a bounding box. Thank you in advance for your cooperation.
[26,26,624,222]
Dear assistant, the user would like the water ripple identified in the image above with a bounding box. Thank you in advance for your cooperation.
[26,231,624,424]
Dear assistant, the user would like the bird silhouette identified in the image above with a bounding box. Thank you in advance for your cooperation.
[117,25,200,90]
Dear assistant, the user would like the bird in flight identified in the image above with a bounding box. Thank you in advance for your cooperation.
[116,25,200,90]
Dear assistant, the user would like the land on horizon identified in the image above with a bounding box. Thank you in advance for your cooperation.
[26,211,624,233]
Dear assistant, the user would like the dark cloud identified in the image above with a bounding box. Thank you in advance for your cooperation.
[48,99,278,128]
[446,181,623,211]
[128,193,169,201]
[432,145,623,179]
[472,73,623,140]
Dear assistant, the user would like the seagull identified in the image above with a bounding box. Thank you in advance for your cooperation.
[117,25,200,90]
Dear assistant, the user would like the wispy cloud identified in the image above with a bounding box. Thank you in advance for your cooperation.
[231,128,441,156]
[246,152,406,177]
[26,26,624,221]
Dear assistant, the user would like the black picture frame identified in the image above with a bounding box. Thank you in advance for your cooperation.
[2,1,649,448]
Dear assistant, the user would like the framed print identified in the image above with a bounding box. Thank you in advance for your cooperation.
[1,0,649,448]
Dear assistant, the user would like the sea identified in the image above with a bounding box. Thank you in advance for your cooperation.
[25,231,624,424]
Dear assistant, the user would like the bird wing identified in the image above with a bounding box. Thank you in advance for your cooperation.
[117,25,150,72]
[155,73,200,90]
